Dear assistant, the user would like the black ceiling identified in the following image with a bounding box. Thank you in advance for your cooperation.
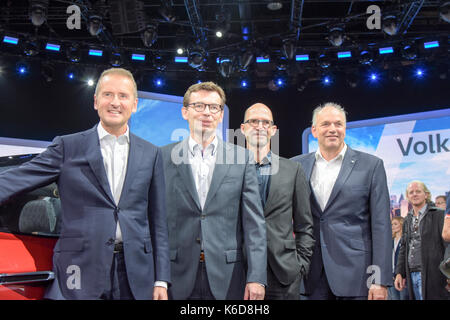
[1,0,449,89]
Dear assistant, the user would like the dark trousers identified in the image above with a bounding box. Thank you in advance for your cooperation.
[100,251,134,300]
[265,265,301,300]
[300,267,366,300]
[187,261,216,300]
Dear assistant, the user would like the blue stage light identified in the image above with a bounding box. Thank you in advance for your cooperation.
[337,51,351,59]
[370,73,378,81]
[256,57,270,63]
[131,53,145,61]
[424,41,439,49]
[415,68,424,77]
[174,56,188,63]
[295,54,309,61]
[45,43,60,52]
[3,36,19,45]
[322,76,331,85]
[89,49,103,57]
[379,47,394,55]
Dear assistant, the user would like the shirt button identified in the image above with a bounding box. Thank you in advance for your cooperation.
[201,215,206,220]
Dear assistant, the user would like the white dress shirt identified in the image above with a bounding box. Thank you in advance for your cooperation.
[188,136,218,209]
[97,123,129,243]
[310,144,348,211]
[97,123,167,289]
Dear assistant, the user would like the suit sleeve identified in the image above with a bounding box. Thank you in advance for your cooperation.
[241,151,267,286]
[148,147,171,285]
[369,158,393,287]
[0,136,63,204]
[293,162,315,277]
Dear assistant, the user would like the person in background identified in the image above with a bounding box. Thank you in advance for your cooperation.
[394,181,449,300]
[388,216,409,300]
[435,195,447,210]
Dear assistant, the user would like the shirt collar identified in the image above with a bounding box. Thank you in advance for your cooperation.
[97,122,130,143]
[188,135,218,156]
[315,143,347,163]
[259,151,272,166]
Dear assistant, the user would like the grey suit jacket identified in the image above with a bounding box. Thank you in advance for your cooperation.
[161,138,267,300]
[264,155,315,286]
[292,146,392,297]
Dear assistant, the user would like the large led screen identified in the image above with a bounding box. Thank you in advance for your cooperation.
[302,108,450,217]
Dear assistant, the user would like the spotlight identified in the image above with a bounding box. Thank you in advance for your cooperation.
[369,72,379,82]
[238,49,254,71]
[218,57,234,78]
[240,78,250,88]
[23,38,40,56]
[16,61,29,75]
[358,50,373,65]
[276,56,288,71]
[322,75,332,86]
[29,0,48,27]
[187,46,207,70]
[318,54,331,69]
[382,14,398,36]
[267,2,283,11]
[282,39,295,60]
[415,68,425,78]
[153,76,165,87]
[153,54,167,71]
[110,51,124,67]
[177,48,184,55]
[87,79,95,86]
[65,66,78,80]
[159,2,176,23]
[66,44,81,63]
[402,44,418,60]
[440,2,450,23]
[41,62,54,83]
[87,13,103,36]
[141,23,158,48]
[327,26,345,47]
[216,31,223,38]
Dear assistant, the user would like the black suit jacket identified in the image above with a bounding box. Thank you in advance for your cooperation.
[264,155,315,285]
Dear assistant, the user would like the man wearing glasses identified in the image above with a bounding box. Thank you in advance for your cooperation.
[240,103,314,299]
[161,82,267,300]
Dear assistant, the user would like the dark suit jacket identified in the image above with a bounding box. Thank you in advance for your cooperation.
[292,146,392,297]
[0,125,171,299]
[161,138,267,300]
[264,155,315,285]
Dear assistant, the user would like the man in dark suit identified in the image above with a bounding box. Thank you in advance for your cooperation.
[291,102,392,300]
[240,103,314,300]
[161,82,267,300]
[0,68,170,300]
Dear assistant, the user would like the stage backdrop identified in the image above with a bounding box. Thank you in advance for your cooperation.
[1,90,229,156]
[302,108,450,217]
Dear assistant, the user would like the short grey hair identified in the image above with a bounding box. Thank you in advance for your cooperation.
[312,102,347,126]
[94,67,137,99]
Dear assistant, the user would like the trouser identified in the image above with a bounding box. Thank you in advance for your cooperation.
[265,265,301,300]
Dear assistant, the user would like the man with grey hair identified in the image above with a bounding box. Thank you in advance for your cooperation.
[0,67,171,300]
[291,102,392,300]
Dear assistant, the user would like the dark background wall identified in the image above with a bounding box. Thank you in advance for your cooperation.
[1,58,449,158]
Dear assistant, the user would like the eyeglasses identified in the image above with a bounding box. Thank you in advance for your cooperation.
[186,102,223,114]
[243,119,274,128]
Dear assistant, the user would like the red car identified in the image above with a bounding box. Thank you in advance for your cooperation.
[0,154,59,300]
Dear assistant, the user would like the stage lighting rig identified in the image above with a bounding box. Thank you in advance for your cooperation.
[141,23,158,48]
[88,12,104,36]
[29,0,48,27]
[187,46,207,70]
[327,26,345,47]
[382,14,398,36]
[440,2,450,23]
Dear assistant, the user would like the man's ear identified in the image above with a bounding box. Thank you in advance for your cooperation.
[311,125,317,138]
[93,95,98,110]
